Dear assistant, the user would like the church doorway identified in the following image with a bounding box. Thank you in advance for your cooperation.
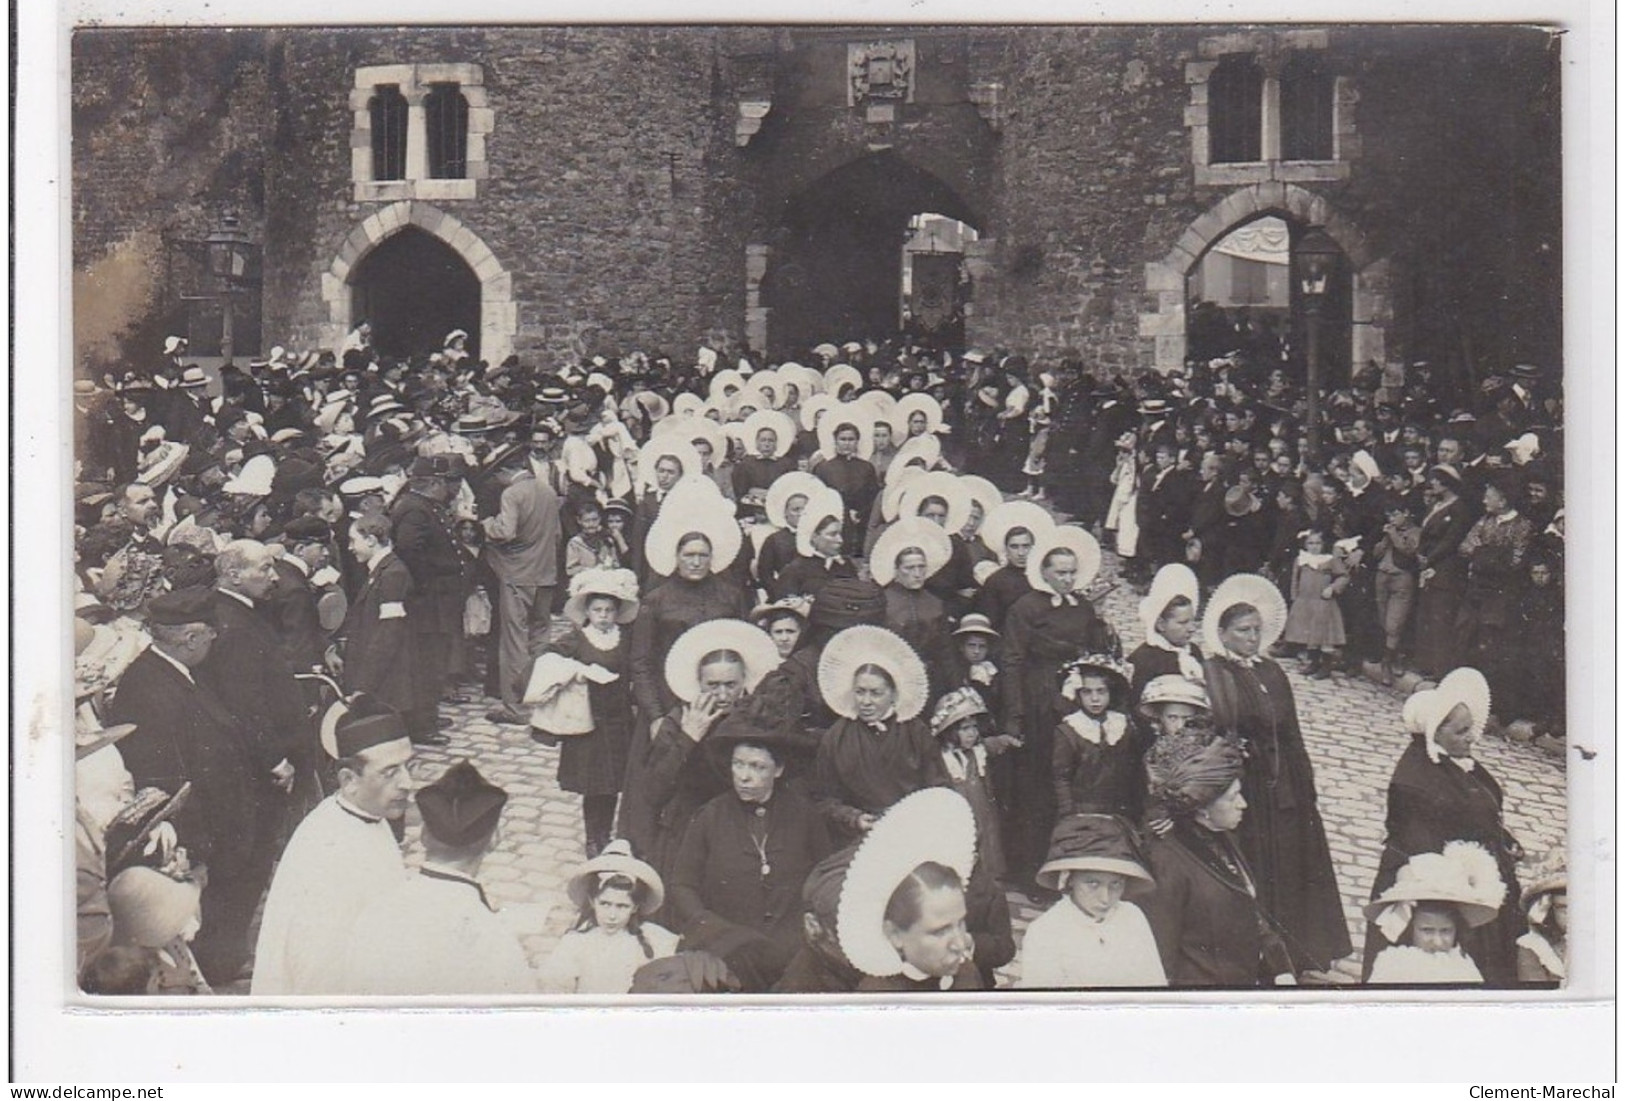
[349,225,481,361]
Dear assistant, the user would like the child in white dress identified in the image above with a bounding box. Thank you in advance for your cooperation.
[1363,841,1506,985]
[541,840,679,995]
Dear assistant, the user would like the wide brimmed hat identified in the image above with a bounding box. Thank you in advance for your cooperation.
[136,441,190,488]
[1223,486,1261,518]
[764,470,829,530]
[671,392,707,419]
[897,470,973,534]
[1520,848,1567,913]
[1136,674,1211,720]
[644,497,743,576]
[707,367,747,403]
[818,624,930,722]
[176,366,208,389]
[1037,813,1156,895]
[777,362,824,401]
[1025,525,1102,594]
[222,454,277,496]
[750,595,813,630]
[958,475,1003,527]
[895,393,947,436]
[1139,563,1201,642]
[952,613,1000,641]
[567,839,665,916]
[1202,573,1288,656]
[742,369,783,410]
[701,706,807,767]
[929,685,989,738]
[656,414,726,465]
[103,783,192,878]
[880,465,927,522]
[1059,652,1132,706]
[811,343,841,361]
[75,720,139,761]
[823,363,864,399]
[857,388,899,427]
[664,618,782,703]
[869,516,953,587]
[742,409,796,458]
[836,788,978,978]
[979,499,1054,560]
[799,392,838,433]
[888,433,942,477]
[794,490,847,557]
[1402,667,1491,763]
[637,435,704,494]
[1363,841,1507,937]
[816,402,876,461]
[563,566,641,626]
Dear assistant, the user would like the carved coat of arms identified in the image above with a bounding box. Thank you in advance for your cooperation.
[847,41,915,106]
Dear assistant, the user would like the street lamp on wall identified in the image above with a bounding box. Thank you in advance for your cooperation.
[205,211,252,363]
[1294,225,1339,461]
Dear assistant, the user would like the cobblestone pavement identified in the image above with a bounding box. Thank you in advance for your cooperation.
[401,547,1568,990]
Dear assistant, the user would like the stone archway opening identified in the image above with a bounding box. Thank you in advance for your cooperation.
[350,226,481,360]
[1140,182,1390,376]
[760,151,982,359]
[322,200,516,364]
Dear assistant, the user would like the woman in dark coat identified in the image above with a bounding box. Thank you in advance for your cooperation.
[971,501,1046,633]
[1139,727,1296,987]
[1202,575,1353,974]
[1361,667,1524,986]
[1000,529,1117,889]
[669,715,833,992]
[1412,466,1476,678]
[628,517,751,731]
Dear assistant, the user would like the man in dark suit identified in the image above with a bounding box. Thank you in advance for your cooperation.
[1184,451,1230,589]
[339,512,419,721]
[388,456,470,745]
[266,515,333,674]
[197,540,305,847]
[106,588,267,986]
[1137,441,1195,572]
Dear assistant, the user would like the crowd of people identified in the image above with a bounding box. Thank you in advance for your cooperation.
[69,324,1567,996]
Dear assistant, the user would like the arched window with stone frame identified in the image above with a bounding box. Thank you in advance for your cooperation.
[425,81,469,180]
[369,84,409,181]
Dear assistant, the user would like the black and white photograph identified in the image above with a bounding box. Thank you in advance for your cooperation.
[13,0,1615,1082]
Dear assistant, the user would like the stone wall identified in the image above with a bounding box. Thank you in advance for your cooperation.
[71,28,272,372]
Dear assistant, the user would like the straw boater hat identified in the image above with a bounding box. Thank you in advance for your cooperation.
[1139,563,1201,641]
[1402,667,1492,764]
[1135,674,1211,722]
[1363,841,1507,942]
[889,432,942,476]
[799,392,838,433]
[978,499,1054,560]
[958,475,1002,526]
[1520,848,1566,916]
[835,788,978,979]
[1025,525,1102,594]
[567,839,665,916]
[222,453,277,497]
[896,392,947,436]
[742,409,796,459]
[817,624,931,722]
[1036,813,1156,896]
[823,363,864,399]
[563,566,640,626]
[897,470,974,534]
[794,489,847,557]
[816,402,876,461]
[869,516,953,587]
[750,594,813,631]
[764,470,828,530]
[636,435,704,495]
[952,613,1000,642]
[663,618,782,703]
[1201,572,1289,656]
[644,496,743,576]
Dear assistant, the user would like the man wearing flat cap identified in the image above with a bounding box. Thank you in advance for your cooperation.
[107,588,265,986]
[339,760,534,994]
[387,455,471,745]
[251,698,415,995]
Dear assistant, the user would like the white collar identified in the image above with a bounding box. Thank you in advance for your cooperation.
[216,587,255,609]
[1063,710,1128,746]
[1493,509,1521,525]
[1222,648,1263,668]
[898,961,953,989]
[149,646,196,685]
[1050,592,1079,608]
